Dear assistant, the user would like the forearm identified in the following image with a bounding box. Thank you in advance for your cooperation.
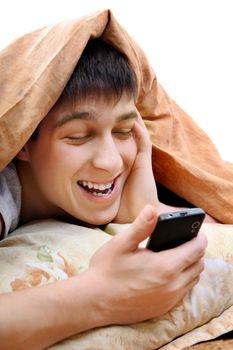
[0,271,104,350]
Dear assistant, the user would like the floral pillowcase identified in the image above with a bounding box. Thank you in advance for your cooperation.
[1,220,233,349]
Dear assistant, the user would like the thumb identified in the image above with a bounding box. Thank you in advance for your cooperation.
[123,205,158,251]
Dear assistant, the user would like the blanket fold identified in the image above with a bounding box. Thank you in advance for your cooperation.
[0,9,232,223]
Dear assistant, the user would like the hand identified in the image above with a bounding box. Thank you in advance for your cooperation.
[114,116,158,223]
[89,205,207,325]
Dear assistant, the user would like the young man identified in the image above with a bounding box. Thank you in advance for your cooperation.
[0,39,207,349]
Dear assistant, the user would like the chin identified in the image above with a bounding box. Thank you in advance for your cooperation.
[86,211,117,226]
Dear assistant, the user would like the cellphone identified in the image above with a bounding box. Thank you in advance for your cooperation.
[146,208,205,252]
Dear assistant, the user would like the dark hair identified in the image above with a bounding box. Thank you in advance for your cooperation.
[56,38,137,106]
[31,39,137,138]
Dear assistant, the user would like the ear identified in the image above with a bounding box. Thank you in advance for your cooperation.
[16,145,30,161]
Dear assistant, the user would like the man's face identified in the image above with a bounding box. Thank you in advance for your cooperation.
[23,93,138,225]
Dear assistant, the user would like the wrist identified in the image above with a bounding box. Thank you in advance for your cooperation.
[56,270,109,331]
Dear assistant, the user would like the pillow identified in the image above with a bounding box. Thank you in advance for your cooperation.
[0,220,233,349]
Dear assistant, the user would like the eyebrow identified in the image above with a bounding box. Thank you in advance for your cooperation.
[53,111,138,129]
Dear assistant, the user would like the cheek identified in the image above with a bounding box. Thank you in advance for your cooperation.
[28,142,76,184]
[32,141,79,168]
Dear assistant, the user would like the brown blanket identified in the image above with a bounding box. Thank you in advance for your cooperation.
[0,9,232,223]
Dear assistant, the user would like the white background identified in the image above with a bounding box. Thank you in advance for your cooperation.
[0,0,232,161]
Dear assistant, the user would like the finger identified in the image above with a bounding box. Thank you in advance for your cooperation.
[136,114,148,129]
[159,233,207,272]
[184,257,205,278]
[178,257,205,290]
[165,275,201,312]
[180,275,201,300]
[133,121,151,153]
[120,205,158,252]
[177,274,202,306]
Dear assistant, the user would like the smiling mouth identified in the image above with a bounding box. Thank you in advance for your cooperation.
[78,180,115,197]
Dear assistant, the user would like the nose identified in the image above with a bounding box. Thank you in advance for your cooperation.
[92,135,123,174]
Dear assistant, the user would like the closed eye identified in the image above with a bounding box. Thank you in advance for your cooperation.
[64,135,92,145]
[113,129,133,138]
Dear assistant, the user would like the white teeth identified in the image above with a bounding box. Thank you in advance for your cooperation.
[79,180,114,191]
[92,189,112,197]
[87,182,94,189]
